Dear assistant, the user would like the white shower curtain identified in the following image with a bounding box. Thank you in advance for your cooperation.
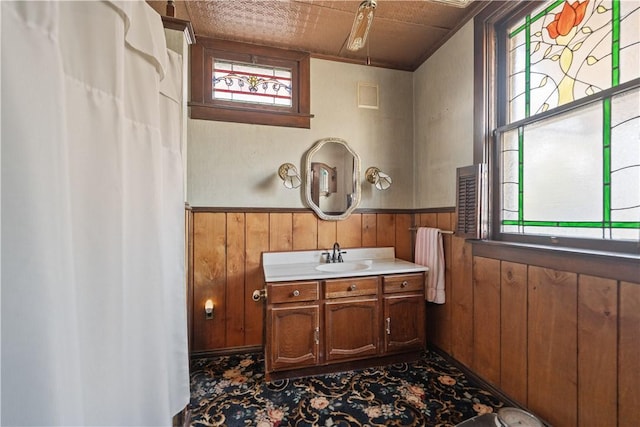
[1,1,190,425]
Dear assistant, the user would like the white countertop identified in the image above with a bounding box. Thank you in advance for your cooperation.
[263,247,429,282]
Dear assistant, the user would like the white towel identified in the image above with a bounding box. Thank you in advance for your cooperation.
[415,227,445,304]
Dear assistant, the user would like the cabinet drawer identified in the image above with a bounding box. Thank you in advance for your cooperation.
[383,273,424,294]
[324,277,378,299]
[268,281,320,304]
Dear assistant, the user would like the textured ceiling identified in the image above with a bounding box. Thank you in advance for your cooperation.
[147,0,486,70]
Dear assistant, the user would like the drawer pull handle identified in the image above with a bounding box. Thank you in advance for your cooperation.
[292,290,300,297]
[314,327,319,345]
[401,281,408,288]
[349,284,357,291]
[386,317,391,335]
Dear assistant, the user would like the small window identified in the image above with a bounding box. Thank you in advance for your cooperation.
[190,38,311,128]
[212,60,292,107]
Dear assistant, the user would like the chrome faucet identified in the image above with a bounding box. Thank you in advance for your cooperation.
[331,242,346,263]
[322,242,347,263]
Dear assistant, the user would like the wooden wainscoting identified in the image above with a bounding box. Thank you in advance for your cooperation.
[188,206,639,426]
[414,211,457,355]
[424,225,640,427]
[189,208,417,354]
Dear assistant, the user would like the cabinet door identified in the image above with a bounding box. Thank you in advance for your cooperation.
[267,304,320,372]
[325,297,379,362]
[383,294,425,353]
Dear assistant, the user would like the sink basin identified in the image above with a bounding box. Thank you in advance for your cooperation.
[315,261,372,273]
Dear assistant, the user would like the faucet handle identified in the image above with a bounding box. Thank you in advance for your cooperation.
[338,250,347,263]
[321,251,331,263]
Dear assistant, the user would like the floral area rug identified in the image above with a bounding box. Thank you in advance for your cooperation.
[189,350,505,427]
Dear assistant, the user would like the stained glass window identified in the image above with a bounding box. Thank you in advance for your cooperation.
[190,37,310,128]
[212,60,292,107]
[497,0,640,248]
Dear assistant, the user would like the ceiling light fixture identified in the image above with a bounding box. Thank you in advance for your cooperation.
[346,0,470,54]
[347,0,377,52]
[427,0,473,7]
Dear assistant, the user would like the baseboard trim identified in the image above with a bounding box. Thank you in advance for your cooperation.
[190,345,263,359]
[265,351,423,382]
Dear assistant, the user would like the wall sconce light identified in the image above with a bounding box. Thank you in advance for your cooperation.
[204,299,215,320]
[365,167,392,190]
[278,163,302,189]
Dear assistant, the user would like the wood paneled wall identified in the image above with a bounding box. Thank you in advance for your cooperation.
[189,210,415,353]
[188,207,639,426]
[422,215,640,427]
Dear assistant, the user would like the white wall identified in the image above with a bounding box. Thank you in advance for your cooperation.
[413,21,474,208]
[188,23,476,211]
[187,58,414,208]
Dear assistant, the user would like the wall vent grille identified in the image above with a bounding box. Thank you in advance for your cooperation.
[456,164,487,239]
[357,82,379,109]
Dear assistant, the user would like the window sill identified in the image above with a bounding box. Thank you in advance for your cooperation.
[471,240,639,283]
[189,103,313,129]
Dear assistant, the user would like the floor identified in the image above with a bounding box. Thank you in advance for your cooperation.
[188,350,510,426]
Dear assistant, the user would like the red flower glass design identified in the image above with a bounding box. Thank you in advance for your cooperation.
[546,0,589,39]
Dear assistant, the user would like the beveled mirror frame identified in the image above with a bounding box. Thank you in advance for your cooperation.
[304,137,361,221]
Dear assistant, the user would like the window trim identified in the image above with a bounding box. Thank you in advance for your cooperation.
[474,1,640,255]
[190,38,312,128]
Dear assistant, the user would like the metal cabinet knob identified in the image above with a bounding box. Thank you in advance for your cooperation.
[401,281,408,288]
[349,284,357,291]
[292,290,300,297]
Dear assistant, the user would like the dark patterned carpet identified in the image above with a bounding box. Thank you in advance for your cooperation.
[189,350,506,426]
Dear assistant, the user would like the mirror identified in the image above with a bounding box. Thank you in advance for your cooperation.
[304,137,361,220]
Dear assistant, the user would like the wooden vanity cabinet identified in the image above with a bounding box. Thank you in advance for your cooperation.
[265,281,320,373]
[265,271,426,379]
[382,273,426,353]
[324,276,379,362]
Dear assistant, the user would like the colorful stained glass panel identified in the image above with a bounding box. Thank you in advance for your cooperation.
[212,60,292,107]
[508,0,640,122]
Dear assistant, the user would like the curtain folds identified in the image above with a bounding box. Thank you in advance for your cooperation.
[1,1,189,425]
